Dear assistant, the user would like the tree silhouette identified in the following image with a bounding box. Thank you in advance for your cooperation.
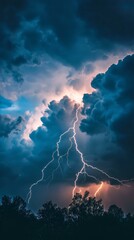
[0,196,37,240]
[69,191,104,218]
[38,201,65,226]
[0,192,134,240]
[38,201,66,239]
[108,204,124,221]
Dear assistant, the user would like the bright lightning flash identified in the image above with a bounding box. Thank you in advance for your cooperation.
[27,105,133,205]
[26,107,78,204]
[94,182,104,197]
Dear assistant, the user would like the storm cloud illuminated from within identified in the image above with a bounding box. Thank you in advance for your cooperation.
[0,0,134,212]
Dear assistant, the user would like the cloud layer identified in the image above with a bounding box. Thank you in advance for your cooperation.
[1,0,134,80]
[0,0,134,210]
[80,54,134,179]
[0,97,81,198]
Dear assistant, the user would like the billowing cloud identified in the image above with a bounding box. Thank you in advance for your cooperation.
[1,0,134,82]
[30,96,81,180]
[80,54,134,179]
[1,0,133,118]
[0,96,81,200]
[0,0,134,211]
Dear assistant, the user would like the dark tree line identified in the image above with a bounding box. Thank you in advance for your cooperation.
[0,191,134,240]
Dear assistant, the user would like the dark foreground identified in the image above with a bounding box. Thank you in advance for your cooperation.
[0,191,134,240]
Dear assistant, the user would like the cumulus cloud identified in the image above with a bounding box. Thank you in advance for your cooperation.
[0,96,81,200]
[80,54,134,179]
[1,0,134,83]
[1,0,134,209]
[30,96,81,177]
[1,0,133,113]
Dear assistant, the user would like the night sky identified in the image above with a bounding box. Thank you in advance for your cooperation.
[0,0,134,212]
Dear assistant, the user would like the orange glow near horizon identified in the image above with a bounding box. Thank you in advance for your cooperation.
[71,181,122,199]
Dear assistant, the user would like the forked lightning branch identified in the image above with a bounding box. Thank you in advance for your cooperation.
[27,105,133,205]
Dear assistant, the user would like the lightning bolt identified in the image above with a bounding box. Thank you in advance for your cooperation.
[94,181,104,197]
[71,106,128,197]
[26,150,57,204]
[27,104,134,205]
[26,105,79,205]
[66,137,73,168]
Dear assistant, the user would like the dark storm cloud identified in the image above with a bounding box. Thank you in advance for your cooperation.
[0,163,18,188]
[0,96,81,198]
[31,96,78,144]
[0,134,34,197]
[1,0,134,206]
[0,114,23,137]
[1,0,134,82]
[80,54,134,179]
[0,112,28,195]
[30,96,81,180]
[0,0,28,81]
[78,0,134,47]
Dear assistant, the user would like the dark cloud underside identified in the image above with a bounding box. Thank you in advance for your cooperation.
[80,54,134,179]
[0,0,134,82]
[0,0,134,211]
